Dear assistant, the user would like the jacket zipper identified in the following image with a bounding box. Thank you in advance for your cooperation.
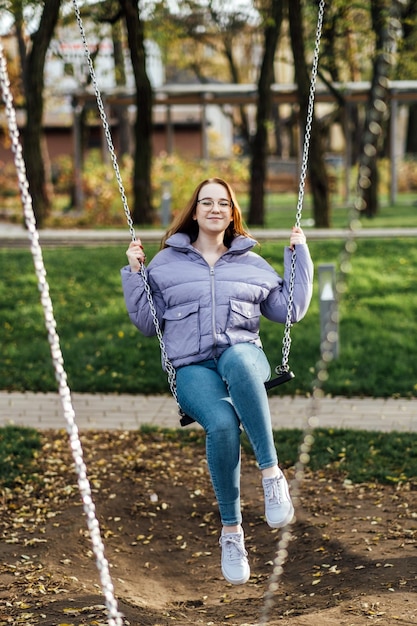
[210,266,217,346]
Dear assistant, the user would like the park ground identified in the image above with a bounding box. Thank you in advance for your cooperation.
[1,428,416,626]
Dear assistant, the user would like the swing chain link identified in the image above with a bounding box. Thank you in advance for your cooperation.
[280,0,325,372]
[0,42,124,626]
[140,269,179,401]
[71,0,182,408]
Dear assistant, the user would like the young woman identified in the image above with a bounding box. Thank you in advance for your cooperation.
[121,177,313,585]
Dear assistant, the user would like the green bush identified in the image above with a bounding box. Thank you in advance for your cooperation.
[44,151,250,227]
[3,149,417,227]
[151,152,250,218]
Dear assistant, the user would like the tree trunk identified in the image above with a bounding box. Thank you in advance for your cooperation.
[272,104,283,156]
[359,0,398,218]
[223,41,251,151]
[399,0,417,155]
[406,103,417,155]
[118,0,153,225]
[247,0,283,226]
[288,0,330,228]
[19,0,61,228]
[112,20,131,157]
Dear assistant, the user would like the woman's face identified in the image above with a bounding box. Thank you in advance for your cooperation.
[193,182,233,236]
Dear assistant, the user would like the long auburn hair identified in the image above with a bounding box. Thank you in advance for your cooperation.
[161,177,254,249]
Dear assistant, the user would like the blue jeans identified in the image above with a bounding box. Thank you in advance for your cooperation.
[176,343,278,526]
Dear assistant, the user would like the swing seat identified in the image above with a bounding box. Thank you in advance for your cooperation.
[264,368,295,390]
[179,367,295,426]
[179,409,197,427]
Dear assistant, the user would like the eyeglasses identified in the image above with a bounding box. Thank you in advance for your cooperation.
[197,198,233,210]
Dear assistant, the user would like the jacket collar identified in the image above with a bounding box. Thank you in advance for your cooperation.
[165,232,257,254]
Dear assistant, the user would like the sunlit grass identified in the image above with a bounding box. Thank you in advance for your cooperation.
[1,425,416,486]
[0,426,41,487]
[263,192,417,229]
[0,236,416,397]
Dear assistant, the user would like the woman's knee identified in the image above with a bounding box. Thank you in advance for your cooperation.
[205,404,240,435]
[204,411,241,440]
[219,343,270,383]
[176,363,227,419]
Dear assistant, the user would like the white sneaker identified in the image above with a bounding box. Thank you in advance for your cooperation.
[263,470,294,528]
[219,529,250,585]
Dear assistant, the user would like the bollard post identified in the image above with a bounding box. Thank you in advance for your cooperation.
[161,181,171,226]
[318,263,339,360]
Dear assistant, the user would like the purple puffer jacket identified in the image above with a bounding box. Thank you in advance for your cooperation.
[121,233,313,369]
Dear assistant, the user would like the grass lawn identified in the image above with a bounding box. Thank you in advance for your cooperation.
[0,235,416,398]
[263,192,417,229]
[1,423,417,487]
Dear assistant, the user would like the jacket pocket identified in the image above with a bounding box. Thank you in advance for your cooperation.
[162,301,200,360]
[226,299,261,344]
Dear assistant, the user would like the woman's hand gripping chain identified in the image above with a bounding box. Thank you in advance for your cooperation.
[126,239,146,272]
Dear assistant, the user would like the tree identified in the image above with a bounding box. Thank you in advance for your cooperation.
[247,0,283,225]
[13,0,61,227]
[288,0,330,228]
[111,18,131,157]
[396,0,417,155]
[148,0,258,151]
[118,0,153,224]
[314,1,365,167]
[154,1,287,225]
[152,0,332,227]
[357,0,402,218]
[90,0,132,156]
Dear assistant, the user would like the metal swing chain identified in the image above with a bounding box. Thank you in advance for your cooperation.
[71,0,180,407]
[280,0,325,373]
[258,4,326,622]
[259,2,402,624]
[0,42,124,626]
